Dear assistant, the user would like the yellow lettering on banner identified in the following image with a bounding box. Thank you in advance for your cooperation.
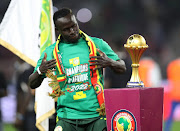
[73,91,86,100]
[69,57,80,66]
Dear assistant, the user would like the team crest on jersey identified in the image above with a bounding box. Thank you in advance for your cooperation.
[111,109,137,131]
[54,126,63,131]
[94,84,102,95]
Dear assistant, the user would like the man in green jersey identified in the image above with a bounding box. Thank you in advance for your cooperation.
[29,8,126,131]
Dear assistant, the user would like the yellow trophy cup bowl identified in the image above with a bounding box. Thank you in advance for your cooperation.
[124,34,148,88]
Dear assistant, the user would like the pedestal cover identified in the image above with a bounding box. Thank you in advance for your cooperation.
[104,87,164,131]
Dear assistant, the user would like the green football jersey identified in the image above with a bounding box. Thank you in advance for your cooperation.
[34,36,120,119]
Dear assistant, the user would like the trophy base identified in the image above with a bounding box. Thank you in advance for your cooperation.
[126,81,144,88]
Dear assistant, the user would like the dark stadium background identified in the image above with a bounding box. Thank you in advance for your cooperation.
[1,0,180,131]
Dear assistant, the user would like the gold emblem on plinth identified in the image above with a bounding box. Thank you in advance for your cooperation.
[124,34,148,88]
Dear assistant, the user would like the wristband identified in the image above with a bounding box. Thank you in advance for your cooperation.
[37,67,42,75]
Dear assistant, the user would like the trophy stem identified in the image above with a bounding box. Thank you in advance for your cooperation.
[126,64,144,88]
[130,65,141,82]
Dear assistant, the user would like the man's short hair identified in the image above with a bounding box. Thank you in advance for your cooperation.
[53,8,72,25]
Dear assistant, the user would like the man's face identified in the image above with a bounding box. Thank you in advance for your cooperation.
[55,14,80,43]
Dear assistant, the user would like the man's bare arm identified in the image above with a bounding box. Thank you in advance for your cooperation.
[28,72,44,89]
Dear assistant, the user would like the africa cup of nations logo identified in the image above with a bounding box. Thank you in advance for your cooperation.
[111,109,137,131]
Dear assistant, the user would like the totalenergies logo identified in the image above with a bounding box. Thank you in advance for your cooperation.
[111,109,137,131]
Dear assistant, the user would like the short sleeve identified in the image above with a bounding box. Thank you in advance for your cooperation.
[92,38,120,61]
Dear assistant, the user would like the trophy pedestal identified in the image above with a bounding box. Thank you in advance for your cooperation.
[104,87,164,131]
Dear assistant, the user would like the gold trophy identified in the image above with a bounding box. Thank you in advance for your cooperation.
[124,34,148,88]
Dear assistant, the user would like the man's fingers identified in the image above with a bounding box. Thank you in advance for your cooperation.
[89,62,101,66]
[46,59,57,68]
[89,56,102,59]
[46,59,56,64]
[89,59,101,63]
[43,53,47,62]
[46,61,56,67]
[93,66,102,70]
[48,64,57,69]
[96,48,104,56]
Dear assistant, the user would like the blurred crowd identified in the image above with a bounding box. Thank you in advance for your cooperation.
[1,0,180,131]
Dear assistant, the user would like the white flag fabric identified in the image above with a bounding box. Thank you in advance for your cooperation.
[0,0,41,67]
[0,0,56,131]
[35,78,56,131]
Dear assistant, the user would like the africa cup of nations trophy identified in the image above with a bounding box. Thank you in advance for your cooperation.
[124,34,148,88]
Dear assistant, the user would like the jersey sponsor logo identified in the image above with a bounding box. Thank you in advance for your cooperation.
[111,109,137,131]
[69,57,80,66]
[73,91,86,100]
[54,126,63,131]
[66,63,88,76]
